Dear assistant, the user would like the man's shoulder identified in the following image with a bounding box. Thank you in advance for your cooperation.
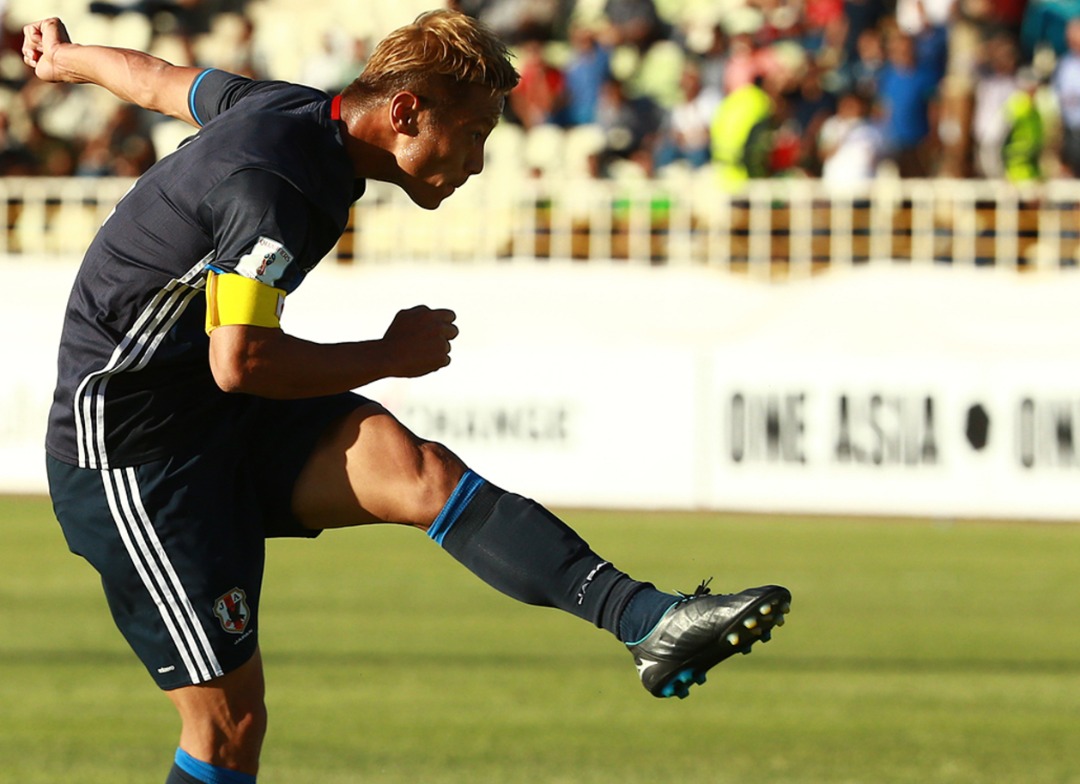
[216,103,326,145]
[195,87,339,174]
[199,71,329,109]
[205,80,328,128]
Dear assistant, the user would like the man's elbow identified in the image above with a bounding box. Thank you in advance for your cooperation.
[208,325,279,395]
[209,349,255,394]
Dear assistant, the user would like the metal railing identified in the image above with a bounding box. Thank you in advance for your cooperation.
[4,174,1080,275]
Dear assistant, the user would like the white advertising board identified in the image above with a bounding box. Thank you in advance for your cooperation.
[3,256,1079,521]
[0,260,77,494]
[695,270,1080,520]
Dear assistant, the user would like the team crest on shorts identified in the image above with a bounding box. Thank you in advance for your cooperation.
[214,588,251,634]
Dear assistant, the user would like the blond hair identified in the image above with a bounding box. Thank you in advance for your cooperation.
[342,10,518,108]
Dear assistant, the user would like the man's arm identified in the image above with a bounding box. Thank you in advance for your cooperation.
[208,307,460,399]
[22,17,204,126]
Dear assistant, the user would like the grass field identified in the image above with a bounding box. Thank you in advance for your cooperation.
[1,495,1078,784]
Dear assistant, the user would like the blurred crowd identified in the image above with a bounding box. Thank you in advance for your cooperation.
[3,0,1080,186]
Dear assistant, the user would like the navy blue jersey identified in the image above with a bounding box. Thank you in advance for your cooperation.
[46,70,364,468]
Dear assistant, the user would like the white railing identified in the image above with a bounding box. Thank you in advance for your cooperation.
[4,174,1080,274]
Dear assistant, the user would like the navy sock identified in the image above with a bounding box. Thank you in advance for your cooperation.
[165,749,255,784]
[428,472,663,640]
[617,586,680,644]
[166,764,202,784]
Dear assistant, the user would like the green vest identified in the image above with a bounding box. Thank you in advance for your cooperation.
[710,84,774,189]
[1003,91,1044,182]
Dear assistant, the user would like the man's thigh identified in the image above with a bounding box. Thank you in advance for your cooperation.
[292,403,467,531]
[246,392,373,536]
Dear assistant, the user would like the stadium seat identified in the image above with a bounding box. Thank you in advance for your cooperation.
[484,123,526,173]
[150,119,195,160]
[523,123,567,177]
[563,124,606,179]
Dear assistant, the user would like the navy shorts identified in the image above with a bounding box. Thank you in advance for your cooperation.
[46,392,370,690]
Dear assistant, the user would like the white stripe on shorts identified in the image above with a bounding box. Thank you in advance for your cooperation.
[102,466,224,684]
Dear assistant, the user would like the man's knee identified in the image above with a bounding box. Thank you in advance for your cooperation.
[407,439,467,528]
[294,406,467,528]
[347,408,467,525]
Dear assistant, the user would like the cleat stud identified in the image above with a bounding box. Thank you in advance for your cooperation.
[761,630,772,642]
[727,632,740,646]
[775,615,786,626]
[759,603,773,616]
[743,617,758,629]
[741,645,753,655]
[662,667,697,699]
[779,602,791,614]
[694,671,708,685]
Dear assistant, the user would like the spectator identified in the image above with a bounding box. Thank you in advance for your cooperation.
[841,25,887,95]
[210,14,269,80]
[840,0,890,65]
[1002,67,1044,182]
[297,31,369,94]
[898,0,952,84]
[877,29,940,176]
[588,74,663,177]
[76,104,155,176]
[561,22,611,126]
[818,87,884,183]
[0,108,37,174]
[507,37,566,129]
[790,59,839,174]
[1052,16,1080,176]
[449,0,566,44]
[2,1,1057,182]
[2,5,28,89]
[711,75,781,188]
[697,23,729,97]
[972,33,1022,178]
[653,60,721,170]
[723,28,764,93]
[22,114,77,175]
[803,0,847,57]
[602,0,669,52]
[88,0,241,66]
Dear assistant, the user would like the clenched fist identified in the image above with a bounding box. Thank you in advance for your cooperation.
[382,305,460,378]
[22,18,75,83]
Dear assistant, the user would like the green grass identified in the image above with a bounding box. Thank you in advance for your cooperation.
[2,495,1079,783]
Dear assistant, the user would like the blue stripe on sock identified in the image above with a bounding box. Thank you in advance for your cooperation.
[427,470,485,546]
[175,748,256,784]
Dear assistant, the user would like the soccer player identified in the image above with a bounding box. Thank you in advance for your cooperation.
[23,12,791,783]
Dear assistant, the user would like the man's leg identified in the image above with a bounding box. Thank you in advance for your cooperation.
[46,453,271,780]
[292,403,791,698]
[292,404,659,635]
[164,649,266,782]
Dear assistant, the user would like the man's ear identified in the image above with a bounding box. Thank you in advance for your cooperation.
[389,92,421,135]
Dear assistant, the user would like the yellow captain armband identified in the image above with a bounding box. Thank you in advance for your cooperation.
[204,270,286,334]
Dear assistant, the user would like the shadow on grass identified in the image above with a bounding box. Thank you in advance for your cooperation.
[11,648,1078,675]
[5,648,1078,676]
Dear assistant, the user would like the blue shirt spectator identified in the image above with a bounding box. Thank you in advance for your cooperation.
[877,31,940,175]
[562,25,612,126]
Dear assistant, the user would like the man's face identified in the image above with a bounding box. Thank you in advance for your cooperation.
[395,83,503,210]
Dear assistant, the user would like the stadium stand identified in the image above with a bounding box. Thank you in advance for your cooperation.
[2,0,1079,274]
